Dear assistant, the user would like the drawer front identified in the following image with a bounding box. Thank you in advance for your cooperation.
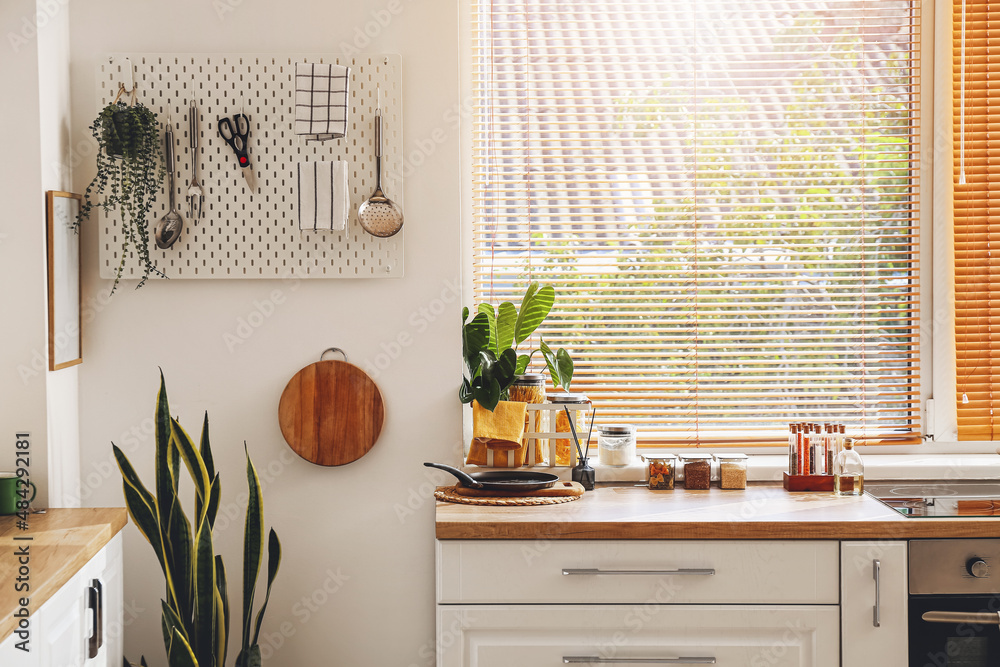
[437,540,838,604]
[438,605,840,667]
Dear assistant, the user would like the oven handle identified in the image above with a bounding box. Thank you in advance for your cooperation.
[922,611,1000,625]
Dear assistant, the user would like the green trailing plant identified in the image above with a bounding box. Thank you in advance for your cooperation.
[461,281,575,411]
[76,100,166,293]
[114,373,281,667]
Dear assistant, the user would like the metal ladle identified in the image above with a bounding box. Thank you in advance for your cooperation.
[154,116,184,249]
[358,88,403,238]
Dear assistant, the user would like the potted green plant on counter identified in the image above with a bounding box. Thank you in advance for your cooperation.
[461,281,575,466]
[75,96,165,293]
[113,373,281,667]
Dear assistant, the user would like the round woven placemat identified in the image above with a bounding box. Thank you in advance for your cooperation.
[434,485,581,506]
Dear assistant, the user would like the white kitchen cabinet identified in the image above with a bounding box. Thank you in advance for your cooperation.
[1,533,123,667]
[841,541,908,667]
[438,605,841,667]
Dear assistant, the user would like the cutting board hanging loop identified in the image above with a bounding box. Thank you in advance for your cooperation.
[319,347,347,362]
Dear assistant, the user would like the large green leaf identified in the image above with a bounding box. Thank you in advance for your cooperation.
[496,301,517,353]
[477,302,498,356]
[540,339,574,391]
[251,529,282,645]
[459,378,474,404]
[472,377,501,411]
[515,353,533,376]
[167,627,198,667]
[494,348,518,388]
[192,518,216,667]
[462,311,490,377]
[241,445,265,659]
[514,282,555,345]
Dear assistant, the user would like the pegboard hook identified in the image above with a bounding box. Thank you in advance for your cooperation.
[110,57,136,105]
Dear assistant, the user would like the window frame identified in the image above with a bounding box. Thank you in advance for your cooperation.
[458,0,992,454]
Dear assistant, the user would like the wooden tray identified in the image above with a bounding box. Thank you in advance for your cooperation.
[783,472,834,492]
[451,481,585,498]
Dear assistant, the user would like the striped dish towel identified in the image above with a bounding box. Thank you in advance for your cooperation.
[295,62,350,142]
[297,161,348,232]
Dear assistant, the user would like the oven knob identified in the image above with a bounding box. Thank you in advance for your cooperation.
[967,558,990,578]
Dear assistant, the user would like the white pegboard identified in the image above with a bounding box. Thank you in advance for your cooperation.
[97,54,403,279]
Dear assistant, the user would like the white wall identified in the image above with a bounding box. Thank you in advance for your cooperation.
[0,0,54,507]
[69,1,462,665]
[37,0,81,508]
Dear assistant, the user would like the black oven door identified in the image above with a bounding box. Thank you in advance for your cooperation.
[910,595,1000,667]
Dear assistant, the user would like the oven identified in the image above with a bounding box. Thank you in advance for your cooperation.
[909,539,1000,667]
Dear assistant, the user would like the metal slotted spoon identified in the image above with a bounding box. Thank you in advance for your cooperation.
[358,90,403,238]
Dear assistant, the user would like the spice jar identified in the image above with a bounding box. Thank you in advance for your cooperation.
[644,455,677,490]
[679,453,712,490]
[551,393,591,466]
[509,374,547,465]
[598,424,636,467]
[714,453,748,489]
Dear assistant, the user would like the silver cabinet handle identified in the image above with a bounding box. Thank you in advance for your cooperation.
[872,559,881,628]
[922,611,1000,625]
[562,568,715,577]
[86,584,100,658]
[93,579,104,650]
[563,657,716,664]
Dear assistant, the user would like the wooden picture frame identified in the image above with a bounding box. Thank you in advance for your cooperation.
[45,191,83,371]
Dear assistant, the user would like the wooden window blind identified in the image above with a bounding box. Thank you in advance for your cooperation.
[954,0,1000,440]
[471,0,922,446]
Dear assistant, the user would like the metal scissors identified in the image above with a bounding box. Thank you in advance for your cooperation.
[218,113,256,191]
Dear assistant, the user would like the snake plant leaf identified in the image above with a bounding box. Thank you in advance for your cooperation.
[241,444,265,659]
[141,658,149,667]
[251,529,282,646]
[170,418,211,511]
[193,517,216,667]
[161,599,188,657]
[165,493,193,623]
[477,303,498,356]
[205,473,221,530]
[121,477,167,579]
[514,282,555,345]
[167,627,198,667]
[199,412,215,480]
[235,645,262,667]
[154,372,178,564]
[215,556,230,667]
[496,301,517,353]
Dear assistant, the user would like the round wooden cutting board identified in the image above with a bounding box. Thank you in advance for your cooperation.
[278,359,385,466]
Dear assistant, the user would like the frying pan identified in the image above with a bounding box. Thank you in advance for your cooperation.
[424,462,559,492]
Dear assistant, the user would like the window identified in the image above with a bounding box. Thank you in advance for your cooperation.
[470,0,922,445]
[954,0,1000,440]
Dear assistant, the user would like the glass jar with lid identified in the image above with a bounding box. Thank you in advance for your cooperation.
[643,454,677,490]
[714,453,748,489]
[597,424,636,467]
[509,373,547,465]
[679,453,713,490]
[551,393,591,466]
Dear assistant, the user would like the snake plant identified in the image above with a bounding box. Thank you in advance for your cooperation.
[114,373,281,667]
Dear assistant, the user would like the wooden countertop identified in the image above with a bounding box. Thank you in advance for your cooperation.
[0,508,127,643]
[436,484,1000,539]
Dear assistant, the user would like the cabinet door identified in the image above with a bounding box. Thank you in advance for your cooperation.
[438,605,840,667]
[841,541,907,667]
[89,534,123,667]
[35,566,88,667]
[0,627,40,667]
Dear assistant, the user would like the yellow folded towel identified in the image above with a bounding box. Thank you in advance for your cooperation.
[467,400,528,467]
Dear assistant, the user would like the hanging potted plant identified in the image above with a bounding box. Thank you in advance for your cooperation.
[461,281,575,467]
[75,86,165,292]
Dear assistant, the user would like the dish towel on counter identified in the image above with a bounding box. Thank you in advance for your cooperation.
[297,161,348,232]
[295,62,350,142]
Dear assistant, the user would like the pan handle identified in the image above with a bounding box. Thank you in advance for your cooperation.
[424,462,484,489]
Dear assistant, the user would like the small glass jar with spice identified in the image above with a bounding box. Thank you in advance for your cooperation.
[679,453,713,490]
[643,454,677,490]
[714,453,748,489]
[597,424,636,467]
[509,373,547,465]
[551,393,591,466]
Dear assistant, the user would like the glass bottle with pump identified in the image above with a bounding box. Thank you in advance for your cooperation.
[834,437,864,496]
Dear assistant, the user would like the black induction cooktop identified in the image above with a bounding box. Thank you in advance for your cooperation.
[866,481,1000,518]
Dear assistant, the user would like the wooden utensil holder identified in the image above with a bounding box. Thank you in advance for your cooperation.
[783,472,835,492]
